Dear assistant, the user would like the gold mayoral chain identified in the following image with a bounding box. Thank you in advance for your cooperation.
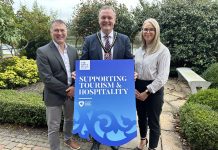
[96,32,118,54]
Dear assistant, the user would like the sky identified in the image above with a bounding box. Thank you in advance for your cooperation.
[13,0,141,21]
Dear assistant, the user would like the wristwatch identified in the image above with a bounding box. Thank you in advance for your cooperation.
[145,89,151,95]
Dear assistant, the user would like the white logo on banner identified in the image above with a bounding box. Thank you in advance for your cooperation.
[79,101,85,107]
[80,60,90,70]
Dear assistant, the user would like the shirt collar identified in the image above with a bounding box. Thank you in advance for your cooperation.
[100,30,114,39]
[53,40,68,51]
[140,47,146,55]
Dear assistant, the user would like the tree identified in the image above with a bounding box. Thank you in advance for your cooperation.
[0,0,23,57]
[115,3,137,46]
[16,1,51,59]
[159,0,218,73]
[132,0,161,37]
[70,0,137,49]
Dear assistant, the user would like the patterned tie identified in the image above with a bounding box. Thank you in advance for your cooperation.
[104,35,111,60]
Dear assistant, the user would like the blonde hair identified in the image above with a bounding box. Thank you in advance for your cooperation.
[141,18,161,54]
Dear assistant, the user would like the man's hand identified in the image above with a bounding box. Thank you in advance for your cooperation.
[66,86,75,98]
[134,72,138,81]
[72,71,76,80]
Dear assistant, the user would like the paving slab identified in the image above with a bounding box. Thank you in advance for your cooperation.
[162,101,174,113]
[164,94,179,102]
[170,100,187,112]
[160,112,175,131]
[161,131,183,150]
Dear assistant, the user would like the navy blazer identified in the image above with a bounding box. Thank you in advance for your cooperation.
[36,41,78,106]
[80,32,133,60]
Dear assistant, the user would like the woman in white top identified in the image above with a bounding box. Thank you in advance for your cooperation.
[134,18,171,150]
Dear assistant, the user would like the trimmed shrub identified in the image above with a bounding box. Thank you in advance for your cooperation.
[0,90,46,127]
[0,56,39,89]
[179,89,218,150]
[180,103,218,150]
[202,63,218,88]
[187,89,218,111]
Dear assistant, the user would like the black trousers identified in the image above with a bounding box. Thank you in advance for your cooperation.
[135,79,164,149]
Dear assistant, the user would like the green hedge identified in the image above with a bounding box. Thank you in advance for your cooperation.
[187,89,218,111]
[160,0,218,74]
[179,89,218,150]
[180,103,218,149]
[0,56,39,89]
[0,90,46,127]
[202,63,218,89]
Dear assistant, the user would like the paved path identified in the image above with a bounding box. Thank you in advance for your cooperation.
[0,79,191,150]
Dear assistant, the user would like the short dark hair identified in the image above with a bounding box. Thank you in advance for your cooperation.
[98,5,116,18]
[50,19,67,29]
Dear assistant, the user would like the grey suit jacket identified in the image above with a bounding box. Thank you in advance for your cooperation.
[80,32,133,60]
[36,41,78,106]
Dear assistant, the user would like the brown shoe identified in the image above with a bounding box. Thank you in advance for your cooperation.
[64,139,80,150]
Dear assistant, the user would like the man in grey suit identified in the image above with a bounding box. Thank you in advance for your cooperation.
[80,6,133,150]
[36,20,80,150]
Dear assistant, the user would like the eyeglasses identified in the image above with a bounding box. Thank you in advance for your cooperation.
[142,28,156,32]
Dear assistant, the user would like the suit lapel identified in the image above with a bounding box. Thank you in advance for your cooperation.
[97,32,103,60]
[49,42,67,73]
[113,33,119,59]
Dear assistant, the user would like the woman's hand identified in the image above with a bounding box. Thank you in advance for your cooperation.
[134,72,138,81]
[135,89,140,98]
[136,91,149,101]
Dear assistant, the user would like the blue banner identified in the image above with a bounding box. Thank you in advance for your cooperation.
[73,60,136,146]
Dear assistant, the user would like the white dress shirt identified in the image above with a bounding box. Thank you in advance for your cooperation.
[134,43,171,93]
[53,41,72,86]
[101,30,114,60]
